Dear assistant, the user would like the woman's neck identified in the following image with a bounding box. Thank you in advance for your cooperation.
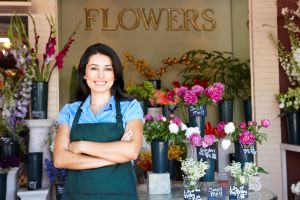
[90,92,112,107]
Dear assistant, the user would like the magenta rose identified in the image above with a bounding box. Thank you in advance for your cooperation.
[239,130,256,145]
[261,119,270,128]
[189,133,202,147]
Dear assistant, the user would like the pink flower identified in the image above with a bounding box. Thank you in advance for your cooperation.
[184,90,198,105]
[189,133,202,147]
[171,117,182,127]
[144,114,153,121]
[156,114,164,121]
[239,121,246,129]
[261,119,270,128]
[202,134,215,148]
[175,86,188,98]
[239,130,256,145]
[191,85,204,96]
[217,122,225,132]
[248,121,255,126]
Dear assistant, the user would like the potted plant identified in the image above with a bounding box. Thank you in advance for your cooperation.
[220,119,270,167]
[181,158,208,191]
[225,162,268,199]
[168,143,186,181]
[126,80,155,114]
[8,14,77,119]
[45,159,68,200]
[276,87,300,144]
[143,114,187,173]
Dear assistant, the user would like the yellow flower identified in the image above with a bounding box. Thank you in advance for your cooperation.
[168,144,186,161]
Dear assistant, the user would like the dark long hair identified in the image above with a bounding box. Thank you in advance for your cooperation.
[75,43,128,101]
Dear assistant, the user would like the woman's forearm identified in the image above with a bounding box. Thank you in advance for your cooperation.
[54,148,116,170]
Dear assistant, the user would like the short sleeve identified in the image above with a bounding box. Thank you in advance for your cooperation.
[57,104,72,128]
[123,99,144,125]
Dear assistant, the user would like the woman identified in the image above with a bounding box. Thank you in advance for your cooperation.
[53,43,143,200]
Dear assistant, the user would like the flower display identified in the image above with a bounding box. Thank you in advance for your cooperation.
[143,114,187,143]
[149,89,180,106]
[175,82,224,109]
[185,126,216,148]
[136,151,152,172]
[8,14,77,82]
[276,87,300,112]
[45,159,67,184]
[225,162,268,180]
[181,158,208,183]
[291,181,300,195]
[219,120,270,147]
[274,1,300,85]
[168,143,186,161]
[0,155,20,174]
[126,81,155,101]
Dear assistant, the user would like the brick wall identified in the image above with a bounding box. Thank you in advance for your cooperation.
[249,0,282,199]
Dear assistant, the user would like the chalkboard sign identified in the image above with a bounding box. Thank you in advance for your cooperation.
[229,185,249,199]
[189,106,207,116]
[242,145,256,155]
[198,147,217,159]
[207,186,226,200]
[183,188,201,200]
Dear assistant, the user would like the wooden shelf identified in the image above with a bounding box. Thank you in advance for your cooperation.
[0,1,31,6]
[281,143,300,153]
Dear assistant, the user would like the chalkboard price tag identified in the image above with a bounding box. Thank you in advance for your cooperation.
[183,188,201,200]
[198,147,217,159]
[207,186,226,200]
[229,185,249,199]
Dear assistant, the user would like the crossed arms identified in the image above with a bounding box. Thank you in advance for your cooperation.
[53,119,143,170]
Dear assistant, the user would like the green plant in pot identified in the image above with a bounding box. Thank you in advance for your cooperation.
[126,81,155,114]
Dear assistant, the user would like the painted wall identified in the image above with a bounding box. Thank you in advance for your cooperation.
[59,0,233,111]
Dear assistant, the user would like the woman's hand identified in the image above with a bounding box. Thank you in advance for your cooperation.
[121,129,134,142]
[68,141,82,154]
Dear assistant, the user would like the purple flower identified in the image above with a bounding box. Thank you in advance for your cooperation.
[189,133,202,147]
[156,114,164,121]
[239,121,247,129]
[217,122,225,131]
[261,119,270,128]
[184,90,198,105]
[191,85,204,96]
[144,114,153,121]
[239,130,256,145]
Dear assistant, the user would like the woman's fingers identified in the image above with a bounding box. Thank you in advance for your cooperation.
[121,129,133,141]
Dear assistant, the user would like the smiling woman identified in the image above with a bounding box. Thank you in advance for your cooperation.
[53,43,144,200]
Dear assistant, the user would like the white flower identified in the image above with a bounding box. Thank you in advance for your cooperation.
[293,48,300,63]
[181,123,187,131]
[224,122,235,134]
[279,102,285,109]
[291,181,300,194]
[162,117,167,121]
[181,158,208,181]
[282,7,289,15]
[169,123,179,134]
[221,139,231,150]
[185,127,200,138]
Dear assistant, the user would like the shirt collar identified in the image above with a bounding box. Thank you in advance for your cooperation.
[81,95,115,114]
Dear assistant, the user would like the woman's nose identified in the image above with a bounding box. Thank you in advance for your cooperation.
[97,69,104,78]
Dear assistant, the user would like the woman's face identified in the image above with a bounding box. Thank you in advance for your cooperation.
[84,53,115,95]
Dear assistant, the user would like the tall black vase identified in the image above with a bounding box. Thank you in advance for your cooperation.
[286,112,300,145]
[31,81,48,119]
[188,105,207,136]
[243,99,252,123]
[168,159,183,181]
[197,145,217,182]
[0,174,7,200]
[162,105,177,119]
[27,152,43,190]
[151,141,168,173]
[139,100,148,116]
[218,100,234,122]
[234,142,255,168]
[0,138,19,157]
[55,182,65,200]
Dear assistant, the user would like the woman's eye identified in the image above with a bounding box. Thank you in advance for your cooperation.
[105,67,113,71]
[90,67,97,70]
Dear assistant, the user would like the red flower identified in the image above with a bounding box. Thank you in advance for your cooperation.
[204,122,226,138]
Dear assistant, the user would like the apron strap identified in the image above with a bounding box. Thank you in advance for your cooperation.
[115,99,124,130]
[71,101,85,129]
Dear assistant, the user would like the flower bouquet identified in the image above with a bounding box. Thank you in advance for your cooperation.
[225,162,268,187]
[0,156,20,175]
[45,159,67,184]
[181,158,208,190]
[276,87,300,113]
[291,181,300,199]
[143,114,187,143]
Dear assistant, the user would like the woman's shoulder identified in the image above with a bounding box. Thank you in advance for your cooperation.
[60,101,82,115]
[120,98,140,107]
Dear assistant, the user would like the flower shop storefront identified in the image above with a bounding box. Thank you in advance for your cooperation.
[0,0,289,199]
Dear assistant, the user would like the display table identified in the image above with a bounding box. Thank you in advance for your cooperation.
[137,181,278,200]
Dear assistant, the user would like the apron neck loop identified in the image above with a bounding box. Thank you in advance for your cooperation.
[115,98,123,129]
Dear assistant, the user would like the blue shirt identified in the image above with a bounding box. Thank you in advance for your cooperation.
[58,95,144,129]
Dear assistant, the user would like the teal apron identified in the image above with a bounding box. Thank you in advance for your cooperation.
[62,99,137,200]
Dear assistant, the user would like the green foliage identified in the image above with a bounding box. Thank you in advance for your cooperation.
[236,60,251,100]
[179,50,246,100]
[69,65,77,102]
[276,87,300,112]
[126,81,155,101]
